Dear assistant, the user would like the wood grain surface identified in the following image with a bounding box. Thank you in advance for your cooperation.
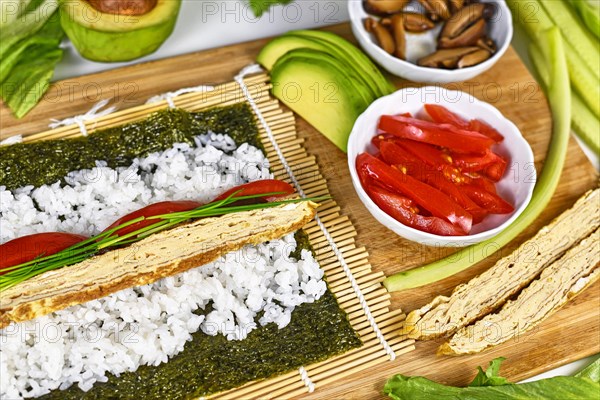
[1,22,598,399]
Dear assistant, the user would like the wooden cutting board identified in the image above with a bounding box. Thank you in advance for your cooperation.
[2,22,598,399]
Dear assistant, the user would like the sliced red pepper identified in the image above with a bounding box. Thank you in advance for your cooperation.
[214,179,295,202]
[451,150,507,182]
[394,139,463,183]
[357,158,373,188]
[467,175,498,194]
[451,149,505,171]
[371,134,396,149]
[379,144,487,223]
[378,114,495,154]
[0,232,88,272]
[422,174,488,224]
[365,185,466,236]
[425,104,504,142]
[468,119,504,143]
[424,104,470,129]
[379,141,425,176]
[461,184,514,214]
[356,153,472,233]
[103,200,202,238]
[482,159,507,182]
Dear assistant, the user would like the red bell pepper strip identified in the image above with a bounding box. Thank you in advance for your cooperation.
[0,232,88,272]
[102,200,202,238]
[394,139,463,183]
[424,104,470,129]
[214,179,295,202]
[379,142,487,223]
[422,174,488,224]
[451,150,507,182]
[379,139,450,178]
[425,104,504,142]
[365,185,466,236]
[379,141,426,175]
[356,153,472,233]
[467,174,498,194]
[371,134,396,149]
[483,159,507,182]
[468,119,504,143]
[451,149,506,172]
[378,114,495,154]
[460,184,514,214]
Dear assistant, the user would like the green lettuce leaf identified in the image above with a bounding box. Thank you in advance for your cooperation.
[0,7,63,118]
[384,358,600,400]
[0,0,57,59]
[575,357,600,382]
[248,0,294,17]
[469,357,510,387]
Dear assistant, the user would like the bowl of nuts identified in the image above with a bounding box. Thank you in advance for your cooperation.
[348,0,513,83]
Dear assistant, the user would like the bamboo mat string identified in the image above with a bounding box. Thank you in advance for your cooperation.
[48,98,117,136]
[0,135,22,145]
[234,64,397,362]
[298,367,315,393]
[146,85,216,108]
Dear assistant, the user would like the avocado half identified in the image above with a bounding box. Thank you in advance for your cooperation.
[60,0,181,62]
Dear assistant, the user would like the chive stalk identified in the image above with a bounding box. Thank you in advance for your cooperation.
[0,194,324,291]
[383,28,570,292]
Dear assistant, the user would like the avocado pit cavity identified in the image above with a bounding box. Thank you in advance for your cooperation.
[87,0,157,15]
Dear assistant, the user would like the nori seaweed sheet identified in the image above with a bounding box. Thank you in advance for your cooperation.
[40,281,359,399]
[0,104,262,190]
[6,105,361,398]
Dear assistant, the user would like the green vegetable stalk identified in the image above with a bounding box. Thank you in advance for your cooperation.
[507,0,600,155]
[384,357,600,399]
[383,27,570,292]
[567,0,600,40]
[529,39,600,157]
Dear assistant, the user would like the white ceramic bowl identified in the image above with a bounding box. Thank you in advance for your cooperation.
[347,87,535,247]
[348,0,513,83]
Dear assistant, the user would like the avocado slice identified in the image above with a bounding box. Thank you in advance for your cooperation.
[286,30,396,97]
[271,49,370,152]
[257,35,380,101]
[274,48,374,110]
[59,0,181,62]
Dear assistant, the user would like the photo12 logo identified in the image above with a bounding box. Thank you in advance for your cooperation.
[200,1,343,24]
[1,320,140,345]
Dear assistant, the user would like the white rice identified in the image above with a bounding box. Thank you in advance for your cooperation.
[0,134,327,399]
[0,133,270,243]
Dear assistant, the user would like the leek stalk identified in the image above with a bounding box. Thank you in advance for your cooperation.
[568,0,600,39]
[530,40,599,156]
[507,0,599,120]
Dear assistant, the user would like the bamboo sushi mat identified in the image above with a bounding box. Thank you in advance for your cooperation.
[20,72,415,399]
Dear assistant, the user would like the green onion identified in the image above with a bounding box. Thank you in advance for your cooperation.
[507,0,599,122]
[538,0,599,78]
[572,92,600,156]
[567,0,600,40]
[383,27,570,292]
[530,42,599,157]
[0,193,325,291]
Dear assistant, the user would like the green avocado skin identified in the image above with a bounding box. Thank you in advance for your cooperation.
[270,50,368,152]
[59,1,181,62]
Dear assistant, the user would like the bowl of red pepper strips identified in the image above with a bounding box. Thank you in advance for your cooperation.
[348,86,535,246]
